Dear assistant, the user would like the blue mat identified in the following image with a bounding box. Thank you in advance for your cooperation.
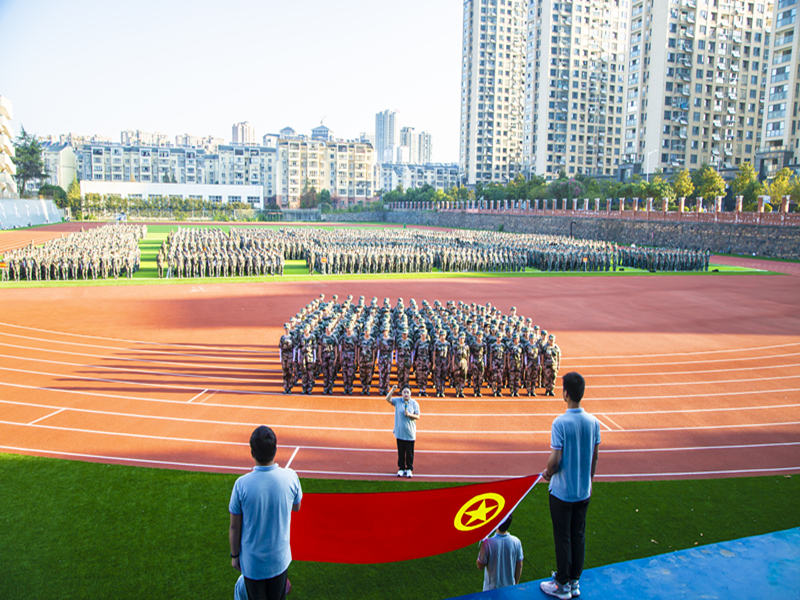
[450,528,800,600]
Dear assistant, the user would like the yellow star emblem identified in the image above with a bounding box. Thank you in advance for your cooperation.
[454,493,506,531]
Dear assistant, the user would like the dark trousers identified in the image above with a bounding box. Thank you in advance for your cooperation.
[244,568,288,600]
[549,493,590,585]
[396,438,415,471]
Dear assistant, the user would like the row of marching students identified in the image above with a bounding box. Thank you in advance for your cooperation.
[278,295,561,398]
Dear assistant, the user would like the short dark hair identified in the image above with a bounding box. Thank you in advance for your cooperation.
[562,372,585,402]
[498,512,513,532]
[250,426,277,464]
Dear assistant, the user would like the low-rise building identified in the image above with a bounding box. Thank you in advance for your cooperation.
[379,163,460,193]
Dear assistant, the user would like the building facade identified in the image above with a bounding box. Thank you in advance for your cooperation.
[37,142,77,190]
[375,109,398,164]
[79,181,265,208]
[379,163,460,192]
[460,0,527,185]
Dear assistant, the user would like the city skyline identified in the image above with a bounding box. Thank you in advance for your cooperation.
[0,0,462,162]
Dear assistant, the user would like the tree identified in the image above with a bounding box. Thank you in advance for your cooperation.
[731,161,763,210]
[673,169,694,203]
[66,176,82,218]
[318,189,332,207]
[299,184,318,208]
[695,166,727,206]
[763,167,794,207]
[37,184,67,206]
[645,174,675,204]
[11,126,47,197]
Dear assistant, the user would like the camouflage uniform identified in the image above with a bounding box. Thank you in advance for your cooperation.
[377,330,395,396]
[340,327,359,395]
[542,334,561,396]
[433,333,451,398]
[413,331,433,397]
[395,332,413,391]
[470,333,487,397]
[453,334,470,398]
[358,333,376,395]
[279,324,295,394]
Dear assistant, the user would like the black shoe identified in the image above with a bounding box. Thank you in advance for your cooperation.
[420,391,428,397]
[475,391,483,397]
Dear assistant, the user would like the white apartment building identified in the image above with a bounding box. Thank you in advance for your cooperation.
[400,127,420,163]
[375,109,398,164]
[418,131,433,163]
[79,181,266,208]
[232,121,256,145]
[621,0,775,178]
[275,138,375,208]
[210,145,277,198]
[37,142,77,190]
[460,0,527,185]
[0,95,17,197]
[379,163,460,192]
[757,0,799,178]
[175,134,225,153]
[524,0,628,180]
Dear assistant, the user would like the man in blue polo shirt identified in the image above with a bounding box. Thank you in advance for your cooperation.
[540,372,600,600]
[229,425,302,600]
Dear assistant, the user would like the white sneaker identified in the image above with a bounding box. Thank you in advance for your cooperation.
[540,577,571,600]
[405,470,413,478]
[569,580,579,598]
[397,469,404,477]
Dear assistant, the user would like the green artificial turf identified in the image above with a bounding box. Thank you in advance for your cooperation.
[1,453,797,600]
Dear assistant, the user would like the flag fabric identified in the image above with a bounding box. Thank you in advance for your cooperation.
[290,474,541,564]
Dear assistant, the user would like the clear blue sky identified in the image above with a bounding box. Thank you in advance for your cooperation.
[0,0,463,162]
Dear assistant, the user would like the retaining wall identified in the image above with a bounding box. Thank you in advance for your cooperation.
[0,199,63,230]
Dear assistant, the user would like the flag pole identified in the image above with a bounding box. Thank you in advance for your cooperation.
[480,473,544,543]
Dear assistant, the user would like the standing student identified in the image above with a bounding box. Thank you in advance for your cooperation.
[476,513,523,591]
[540,372,600,600]
[385,384,421,478]
[229,426,302,600]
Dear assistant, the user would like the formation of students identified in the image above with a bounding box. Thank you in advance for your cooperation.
[279,295,561,398]
[2,224,144,281]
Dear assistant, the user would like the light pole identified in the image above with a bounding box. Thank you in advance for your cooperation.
[645,150,658,183]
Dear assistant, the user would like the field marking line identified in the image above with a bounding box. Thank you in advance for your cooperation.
[285,447,300,469]
[596,416,613,431]
[187,389,207,403]
[27,408,65,426]
[566,352,800,369]
[0,339,278,371]
[566,361,800,376]
[602,414,625,430]
[2,416,798,438]
[199,390,217,403]
[595,466,800,478]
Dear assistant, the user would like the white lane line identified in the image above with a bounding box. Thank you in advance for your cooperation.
[1,321,798,361]
[3,397,799,422]
[2,417,798,437]
[0,340,279,372]
[602,414,625,430]
[0,321,273,354]
[199,390,217,404]
[187,390,207,403]
[2,361,800,398]
[285,447,300,469]
[567,352,800,369]
[0,445,251,472]
[27,408,65,425]
[596,466,800,478]
[596,416,613,431]
[569,361,800,376]
[567,341,800,360]
[0,354,276,384]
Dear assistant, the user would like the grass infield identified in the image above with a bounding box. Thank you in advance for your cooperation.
[0,223,769,288]
[1,453,797,600]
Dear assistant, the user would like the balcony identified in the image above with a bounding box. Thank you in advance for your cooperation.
[770,91,789,101]
[768,110,787,119]
[772,72,790,83]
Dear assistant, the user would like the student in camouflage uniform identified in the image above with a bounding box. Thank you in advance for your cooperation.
[279,323,295,394]
[395,329,414,392]
[300,329,317,394]
[453,331,471,398]
[507,333,524,397]
[377,327,395,396]
[470,331,487,397]
[433,330,451,398]
[542,334,561,396]
[413,328,433,397]
[358,328,377,395]
[490,331,507,397]
[524,330,540,396]
[339,323,359,395]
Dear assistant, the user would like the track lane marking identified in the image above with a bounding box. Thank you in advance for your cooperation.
[27,408,65,426]
[601,414,625,430]
[596,416,613,431]
[187,390,207,403]
[285,447,300,469]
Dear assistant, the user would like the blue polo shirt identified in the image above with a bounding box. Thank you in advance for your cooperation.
[229,464,302,580]
[549,408,601,502]
[391,397,420,441]
[479,532,524,591]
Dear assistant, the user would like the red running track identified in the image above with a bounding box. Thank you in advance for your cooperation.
[0,269,799,481]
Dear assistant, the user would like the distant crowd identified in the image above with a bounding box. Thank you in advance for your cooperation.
[2,224,145,281]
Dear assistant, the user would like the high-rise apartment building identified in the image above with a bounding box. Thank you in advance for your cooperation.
[418,131,433,164]
[757,0,799,178]
[623,0,775,178]
[232,121,256,145]
[523,0,628,179]
[375,109,398,164]
[400,126,420,163]
[460,0,527,185]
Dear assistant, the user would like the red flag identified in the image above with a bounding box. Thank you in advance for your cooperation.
[290,474,540,564]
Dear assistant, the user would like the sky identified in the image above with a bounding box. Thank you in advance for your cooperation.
[0,0,464,162]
